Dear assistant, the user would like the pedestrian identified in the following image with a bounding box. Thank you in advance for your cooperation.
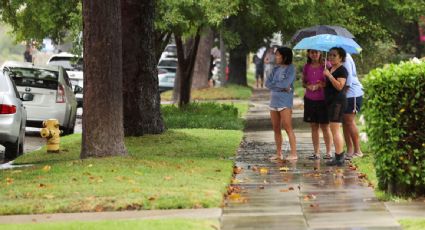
[265,46,297,161]
[302,50,333,160]
[343,53,364,159]
[253,54,264,88]
[24,45,33,63]
[263,47,275,82]
[323,47,348,166]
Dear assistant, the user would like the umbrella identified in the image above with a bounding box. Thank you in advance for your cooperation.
[293,34,362,54]
[291,25,354,43]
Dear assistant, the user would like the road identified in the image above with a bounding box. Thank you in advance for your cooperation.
[1,111,82,160]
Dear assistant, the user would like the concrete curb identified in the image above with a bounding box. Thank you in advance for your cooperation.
[0,208,222,224]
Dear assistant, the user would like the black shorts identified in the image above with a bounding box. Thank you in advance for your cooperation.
[327,99,347,123]
[344,96,363,114]
[303,97,329,124]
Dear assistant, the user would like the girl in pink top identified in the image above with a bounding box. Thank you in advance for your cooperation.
[302,50,332,160]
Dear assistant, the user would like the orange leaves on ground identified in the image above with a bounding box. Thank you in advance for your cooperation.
[358,173,367,179]
[233,166,242,174]
[164,176,172,181]
[279,167,289,172]
[6,177,14,185]
[42,165,51,172]
[303,194,317,201]
[259,168,268,174]
[43,194,55,199]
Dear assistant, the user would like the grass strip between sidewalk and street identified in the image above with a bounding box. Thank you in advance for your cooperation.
[0,218,219,230]
[1,102,248,220]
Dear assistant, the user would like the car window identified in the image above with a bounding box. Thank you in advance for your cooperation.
[8,75,21,98]
[165,46,176,53]
[5,67,59,90]
[158,60,177,67]
[48,56,83,71]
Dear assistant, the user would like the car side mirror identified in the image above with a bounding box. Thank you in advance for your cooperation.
[74,85,83,94]
[21,93,34,101]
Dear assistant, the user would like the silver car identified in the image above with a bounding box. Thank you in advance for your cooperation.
[0,72,27,159]
[2,61,78,135]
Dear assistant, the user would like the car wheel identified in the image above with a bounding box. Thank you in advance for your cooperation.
[63,114,76,135]
[4,139,19,160]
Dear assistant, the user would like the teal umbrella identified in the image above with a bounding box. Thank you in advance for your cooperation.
[293,34,362,54]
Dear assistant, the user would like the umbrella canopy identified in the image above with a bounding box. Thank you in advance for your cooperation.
[291,25,354,43]
[293,34,362,54]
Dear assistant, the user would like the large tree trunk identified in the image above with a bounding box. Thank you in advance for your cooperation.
[122,0,165,136]
[192,28,214,89]
[173,33,201,107]
[81,0,127,158]
[228,44,248,86]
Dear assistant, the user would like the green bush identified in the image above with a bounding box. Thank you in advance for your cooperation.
[363,60,425,196]
[162,102,245,130]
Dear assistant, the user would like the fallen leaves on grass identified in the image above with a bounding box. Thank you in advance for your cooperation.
[43,194,55,199]
[6,177,14,185]
[233,166,242,174]
[259,168,268,174]
[164,176,172,180]
[279,167,289,172]
[42,165,51,172]
[303,194,317,201]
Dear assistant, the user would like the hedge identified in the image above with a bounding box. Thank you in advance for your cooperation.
[363,59,425,196]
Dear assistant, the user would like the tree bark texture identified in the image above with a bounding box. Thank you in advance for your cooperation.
[228,44,248,86]
[121,0,165,136]
[81,0,127,158]
[173,33,201,107]
[192,28,214,89]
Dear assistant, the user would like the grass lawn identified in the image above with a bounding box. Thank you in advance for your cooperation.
[0,219,219,230]
[161,84,252,101]
[399,218,425,230]
[1,102,249,215]
[1,129,242,215]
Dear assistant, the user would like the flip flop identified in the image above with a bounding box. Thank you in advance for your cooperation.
[285,155,298,161]
[323,154,332,160]
[269,155,283,161]
[307,154,320,160]
[353,152,364,158]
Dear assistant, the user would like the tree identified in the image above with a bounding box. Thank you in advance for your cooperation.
[121,0,165,136]
[81,0,127,158]
[156,0,239,106]
[192,27,214,89]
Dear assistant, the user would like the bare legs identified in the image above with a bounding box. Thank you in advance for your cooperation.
[343,113,362,156]
[311,123,333,156]
[256,76,264,88]
[330,122,344,154]
[270,109,297,160]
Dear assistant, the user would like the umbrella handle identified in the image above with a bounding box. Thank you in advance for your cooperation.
[325,52,328,68]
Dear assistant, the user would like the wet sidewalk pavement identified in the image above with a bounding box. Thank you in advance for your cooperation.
[221,88,402,230]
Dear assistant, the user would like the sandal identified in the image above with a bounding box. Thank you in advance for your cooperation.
[308,154,320,160]
[323,154,332,160]
[285,155,298,160]
[269,155,283,161]
[352,152,364,158]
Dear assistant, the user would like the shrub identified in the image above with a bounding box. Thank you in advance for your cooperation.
[363,60,425,196]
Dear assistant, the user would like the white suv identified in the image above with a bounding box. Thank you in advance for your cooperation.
[47,52,83,107]
[2,61,77,135]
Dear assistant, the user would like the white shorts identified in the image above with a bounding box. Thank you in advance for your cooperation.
[269,106,288,111]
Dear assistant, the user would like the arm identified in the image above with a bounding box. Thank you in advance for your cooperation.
[323,68,346,91]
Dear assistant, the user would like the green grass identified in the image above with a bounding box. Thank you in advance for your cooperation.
[161,84,252,101]
[0,219,219,230]
[1,128,242,215]
[162,102,247,130]
[399,218,425,230]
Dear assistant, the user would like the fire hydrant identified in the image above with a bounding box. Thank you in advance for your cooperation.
[40,119,62,153]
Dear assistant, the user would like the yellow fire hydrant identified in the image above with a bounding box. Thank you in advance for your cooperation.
[40,119,62,153]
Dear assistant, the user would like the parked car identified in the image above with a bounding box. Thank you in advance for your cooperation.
[158,57,178,73]
[160,44,177,59]
[2,61,78,135]
[47,52,83,107]
[158,71,176,93]
[0,72,27,159]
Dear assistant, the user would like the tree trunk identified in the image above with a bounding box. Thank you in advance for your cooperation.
[81,0,127,158]
[228,44,248,86]
[121,0,165,136]
[192,28,214,89]
[173,33,201,107]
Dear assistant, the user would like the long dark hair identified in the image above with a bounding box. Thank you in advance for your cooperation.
[276,46,293,65]
[306,49,324,64]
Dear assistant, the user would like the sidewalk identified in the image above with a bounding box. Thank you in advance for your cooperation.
[221,88,402,230]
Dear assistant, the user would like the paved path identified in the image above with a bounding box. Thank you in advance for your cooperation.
[221,88,402,230]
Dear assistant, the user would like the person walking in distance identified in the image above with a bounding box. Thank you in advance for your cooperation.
[265,47,297,161]
[253,54,264,88]
[263,46,276,82]
[24,45,33,63]
[302,50,333,160]
[343,53,364,159]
